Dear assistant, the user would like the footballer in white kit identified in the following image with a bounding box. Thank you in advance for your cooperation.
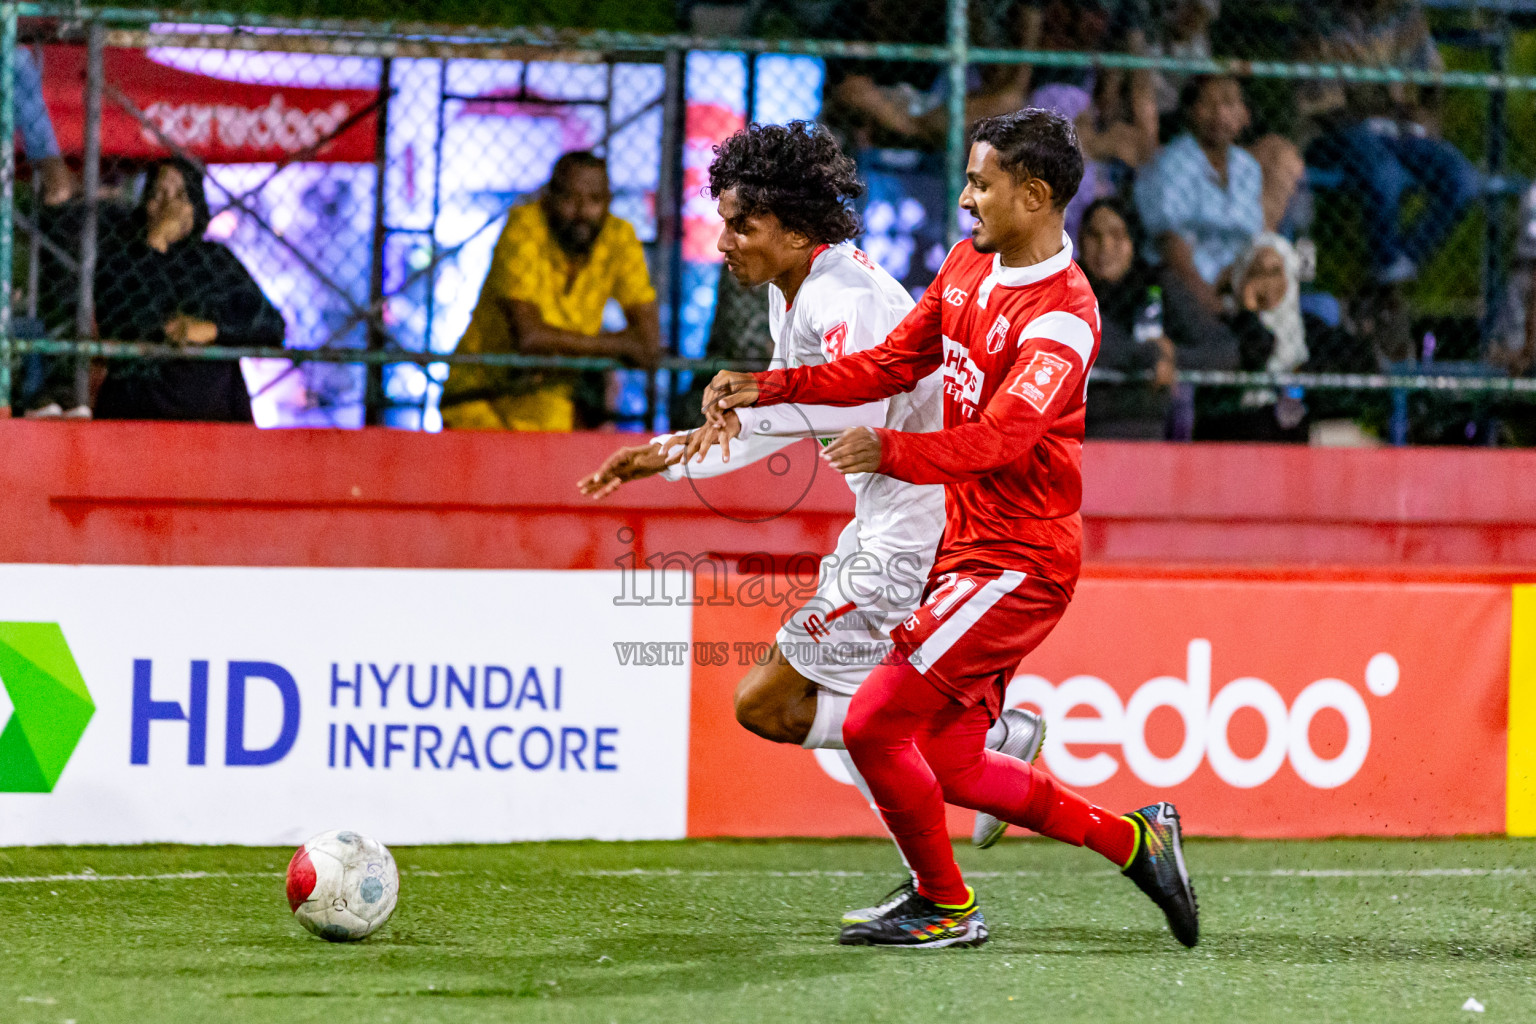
[579,124,1044,893]
[674,238,945,698]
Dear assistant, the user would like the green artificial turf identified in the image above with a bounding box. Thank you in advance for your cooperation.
[1,838,1533,1023]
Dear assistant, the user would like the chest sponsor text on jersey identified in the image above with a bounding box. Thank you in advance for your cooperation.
[941,335,984,418]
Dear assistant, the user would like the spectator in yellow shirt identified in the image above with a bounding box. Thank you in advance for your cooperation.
[441,152,660,431]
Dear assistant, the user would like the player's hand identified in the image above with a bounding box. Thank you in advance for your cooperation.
[681,410,742,465]
[702,371,760,425]
[821,426,881,475]
[576,442,671,499]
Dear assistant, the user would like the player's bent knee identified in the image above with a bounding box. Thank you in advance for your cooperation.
[733,679,801,745]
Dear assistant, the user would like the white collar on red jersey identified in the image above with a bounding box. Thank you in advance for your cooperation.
[977,232,1073,309]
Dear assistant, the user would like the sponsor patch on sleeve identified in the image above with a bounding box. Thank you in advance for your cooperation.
[1006,350,1074,413]
[821,321,849,360]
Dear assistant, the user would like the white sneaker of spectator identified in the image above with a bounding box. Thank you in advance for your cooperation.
[61,404,92,420]
[23,402,63,419]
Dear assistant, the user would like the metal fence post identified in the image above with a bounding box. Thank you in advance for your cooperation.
[944,0,969,248]
[654,46,685,430]
[74,19,103,411]
[365,56,393,427]
[0,3,15,418]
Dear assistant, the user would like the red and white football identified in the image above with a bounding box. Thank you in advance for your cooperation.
[286,829,399,941]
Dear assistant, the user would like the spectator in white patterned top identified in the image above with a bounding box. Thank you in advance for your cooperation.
[1134,74,1263,314]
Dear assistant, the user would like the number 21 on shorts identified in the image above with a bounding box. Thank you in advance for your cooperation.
[903,573,977,632]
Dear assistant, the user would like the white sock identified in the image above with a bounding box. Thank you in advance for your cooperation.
[801,689,852,750]
[837,748,912,873]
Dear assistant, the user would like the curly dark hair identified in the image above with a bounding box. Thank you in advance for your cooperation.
[707,121,863,245]
[970,108,1084,212]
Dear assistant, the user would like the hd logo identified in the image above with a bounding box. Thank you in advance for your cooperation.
[0,623,95,792]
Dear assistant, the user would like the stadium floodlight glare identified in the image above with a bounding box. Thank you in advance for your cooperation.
[0,623,96,793]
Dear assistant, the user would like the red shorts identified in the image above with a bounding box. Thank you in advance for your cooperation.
[890,568,1071,718]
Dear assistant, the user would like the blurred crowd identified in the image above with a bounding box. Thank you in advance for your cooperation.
[795,0,1535,443]
[11,0,1536,444]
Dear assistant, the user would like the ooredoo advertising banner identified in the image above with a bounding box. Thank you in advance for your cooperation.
[689,577,1513,838]
[0,565,692,845]
[0,565,1520,843]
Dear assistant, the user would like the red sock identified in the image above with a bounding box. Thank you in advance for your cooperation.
[844,654,1139,906]
[842,657,971,906]
[899,692,1138,870]
[1022,770,1137,867]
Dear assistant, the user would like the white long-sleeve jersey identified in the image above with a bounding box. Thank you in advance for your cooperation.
[663,243,944,531]
[654,245,945,684]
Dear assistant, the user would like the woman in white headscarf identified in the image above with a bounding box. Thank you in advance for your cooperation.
[1231,232,1307,374]
[1197,232,1311,440]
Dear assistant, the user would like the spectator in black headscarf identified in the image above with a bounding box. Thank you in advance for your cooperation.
[92,158,284,422]
[1079,197,1241,438]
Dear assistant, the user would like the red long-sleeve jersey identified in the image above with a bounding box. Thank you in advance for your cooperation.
[751,234,1100,590]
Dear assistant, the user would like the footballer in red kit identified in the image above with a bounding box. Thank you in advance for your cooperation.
[703,108,1199,950]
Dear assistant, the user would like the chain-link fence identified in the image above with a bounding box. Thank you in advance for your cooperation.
[2,1,1536,443]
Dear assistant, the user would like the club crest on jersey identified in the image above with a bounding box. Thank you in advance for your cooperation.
[1008,351,1073,412]
[943,286,968,307]
[821,321,849,360]
[985,314,1011,354]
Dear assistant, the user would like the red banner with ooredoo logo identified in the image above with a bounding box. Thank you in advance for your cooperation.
[41,46,379,164]
[687,576,1512,838]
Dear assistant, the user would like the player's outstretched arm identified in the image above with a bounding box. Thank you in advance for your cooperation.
[707,280,946,424]
[576,441,680,499]
[823,337,1090,484]
[682,411,743,464]
[672,413,802,480]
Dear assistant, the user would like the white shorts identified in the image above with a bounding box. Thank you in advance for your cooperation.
[775,514,938,695]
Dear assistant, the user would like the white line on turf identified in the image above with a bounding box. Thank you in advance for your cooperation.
[0,869,468,884]
[574,867,1533,880]
[1248,867,1532,878]
[0,871,279,883]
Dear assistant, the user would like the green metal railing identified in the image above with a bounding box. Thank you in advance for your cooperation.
[3,2,1536,428]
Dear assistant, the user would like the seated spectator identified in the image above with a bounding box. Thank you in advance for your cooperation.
[91,158,283,422]
[1078,198,1241,438]
[1300,0,1478,285]
[441,152,659,432]
[1233,233,1308,377]
[1196,232,1312,441]
[1134,74,1264,312]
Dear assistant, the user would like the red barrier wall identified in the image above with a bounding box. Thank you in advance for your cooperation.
[4,421,1536,571]
[3,421,1530,840]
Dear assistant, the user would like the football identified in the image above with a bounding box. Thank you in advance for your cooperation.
[285,829,400,942]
